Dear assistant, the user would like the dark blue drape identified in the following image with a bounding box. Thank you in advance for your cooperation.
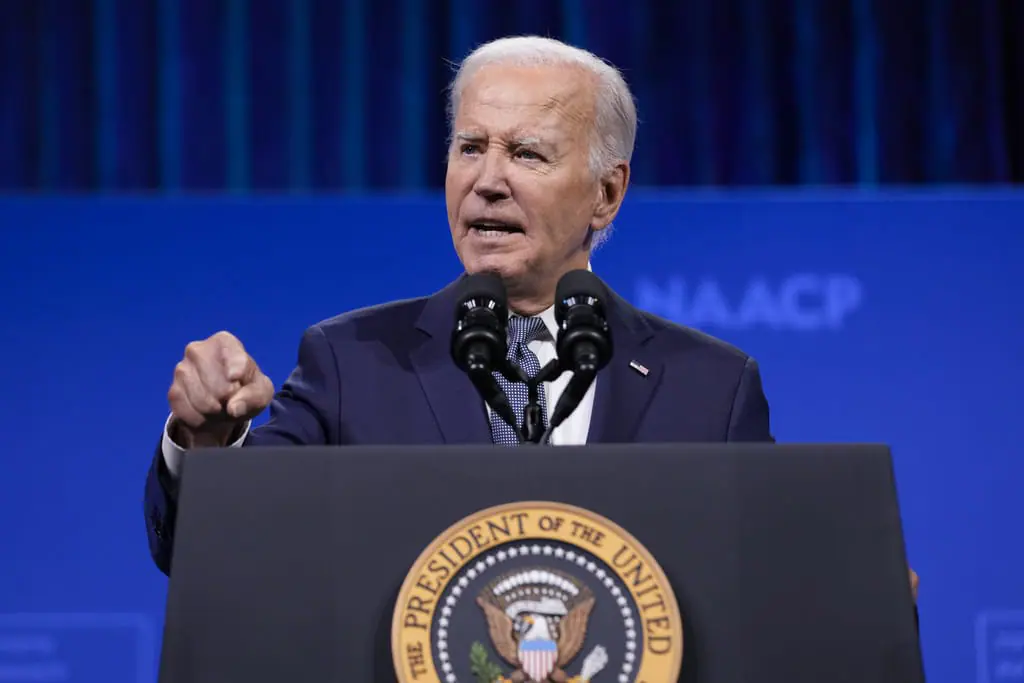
[1,0,1020,191]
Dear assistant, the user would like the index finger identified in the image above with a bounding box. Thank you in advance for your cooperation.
[222,345,254,383]
[210,332,249,381]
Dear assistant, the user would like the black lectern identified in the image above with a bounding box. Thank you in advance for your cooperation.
[157,443,924,683]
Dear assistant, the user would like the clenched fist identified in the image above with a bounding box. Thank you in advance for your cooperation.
[167,331,274,448]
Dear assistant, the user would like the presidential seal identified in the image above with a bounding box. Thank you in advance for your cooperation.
[392,502,683,683]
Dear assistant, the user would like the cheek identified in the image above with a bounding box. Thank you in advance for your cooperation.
[562,182,600,228]
[511,173,595,243]
[445,179,468,224]
[516,187,560,231]
[529,194,591,242]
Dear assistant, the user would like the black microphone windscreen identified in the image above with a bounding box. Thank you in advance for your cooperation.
[455,271,508,311]
[555,269,607,324]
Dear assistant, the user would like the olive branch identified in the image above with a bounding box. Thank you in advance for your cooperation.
[469,641,505,683]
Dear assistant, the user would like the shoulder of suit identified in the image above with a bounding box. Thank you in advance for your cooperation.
[307,295,431,341]
[303,288,757,368]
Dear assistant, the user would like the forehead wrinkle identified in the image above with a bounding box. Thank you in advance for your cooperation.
[541,94,568,113]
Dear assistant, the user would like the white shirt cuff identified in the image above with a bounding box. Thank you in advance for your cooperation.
[160,414,251,479]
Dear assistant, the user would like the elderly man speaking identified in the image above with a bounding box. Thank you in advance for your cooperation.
[143,35,917,601]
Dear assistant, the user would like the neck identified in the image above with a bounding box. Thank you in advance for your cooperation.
[505,253,592,315]
[508,295,552,316]
[505,274,556,315]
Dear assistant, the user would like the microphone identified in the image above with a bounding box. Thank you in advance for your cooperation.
[545,270,614,438]
[450,272,519,437]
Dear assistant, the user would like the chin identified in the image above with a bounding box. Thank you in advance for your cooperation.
[462,252,524,279]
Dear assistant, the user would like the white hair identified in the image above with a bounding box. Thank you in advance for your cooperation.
[446,35,638,178]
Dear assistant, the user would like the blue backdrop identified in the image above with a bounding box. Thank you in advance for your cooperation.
[1,190,1022,683]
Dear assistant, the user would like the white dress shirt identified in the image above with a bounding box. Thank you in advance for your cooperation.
[160,305,595,479]
[493,305,595,446]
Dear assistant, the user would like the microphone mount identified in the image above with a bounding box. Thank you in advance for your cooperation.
[452,269,613,447]
[498,358,564,445]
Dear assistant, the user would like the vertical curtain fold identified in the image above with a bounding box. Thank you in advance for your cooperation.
[0,0,1019,191]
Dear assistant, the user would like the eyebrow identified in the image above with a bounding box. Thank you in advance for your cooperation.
[511,136,543,147]
[453,131,549,147]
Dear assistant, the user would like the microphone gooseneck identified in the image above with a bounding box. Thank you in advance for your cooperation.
[451,270,614,446]
[450,272,520,440]
[544,270,614,441]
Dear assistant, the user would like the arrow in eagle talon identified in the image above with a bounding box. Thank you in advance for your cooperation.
[575,645,608,681]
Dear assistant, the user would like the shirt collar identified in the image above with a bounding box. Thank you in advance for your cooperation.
[536,306,558,341]
[506,306,557,341]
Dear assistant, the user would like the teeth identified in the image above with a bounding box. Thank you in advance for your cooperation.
[471,222,519,232]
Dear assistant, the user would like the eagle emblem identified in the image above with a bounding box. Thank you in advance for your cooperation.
[475,567,609,682]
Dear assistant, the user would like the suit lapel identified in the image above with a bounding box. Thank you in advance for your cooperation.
[409,277,493,444]
[588,290,663,443]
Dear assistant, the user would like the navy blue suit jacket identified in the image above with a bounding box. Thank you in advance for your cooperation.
[144,276,773,574]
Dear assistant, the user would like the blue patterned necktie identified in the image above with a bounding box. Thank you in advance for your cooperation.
[489,316,549,445]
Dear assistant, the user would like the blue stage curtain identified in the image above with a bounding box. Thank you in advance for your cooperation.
[0,0,1020,191]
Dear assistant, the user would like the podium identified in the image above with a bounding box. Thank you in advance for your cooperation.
[157,443,924,683]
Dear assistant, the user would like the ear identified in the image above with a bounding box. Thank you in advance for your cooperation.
[590,162,630,232]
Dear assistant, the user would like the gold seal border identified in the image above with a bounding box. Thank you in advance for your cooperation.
[391,500,684,682]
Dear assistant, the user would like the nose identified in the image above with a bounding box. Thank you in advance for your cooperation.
[473,148,510,202]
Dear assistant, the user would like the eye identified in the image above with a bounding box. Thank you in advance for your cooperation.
[515,149,543,161]
[459,143,481,156]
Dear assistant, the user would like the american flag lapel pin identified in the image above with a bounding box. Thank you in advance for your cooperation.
[629,360,650,377]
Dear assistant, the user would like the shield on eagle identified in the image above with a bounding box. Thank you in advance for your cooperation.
[476,567,599,682]
[519,637,558,682]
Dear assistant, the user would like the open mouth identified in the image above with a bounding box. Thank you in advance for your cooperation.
[469,221,524,236]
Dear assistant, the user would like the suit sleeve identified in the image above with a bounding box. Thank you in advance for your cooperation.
[143,324,341,575]
[725,356,775,443]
